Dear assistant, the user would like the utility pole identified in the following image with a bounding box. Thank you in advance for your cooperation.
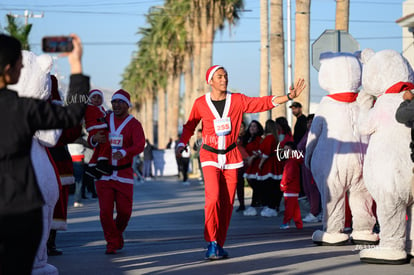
[9,10,44,25]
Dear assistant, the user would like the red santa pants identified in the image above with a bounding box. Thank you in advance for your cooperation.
[202,166,237,247]
[96,180,133,250]
[283,196,303,229]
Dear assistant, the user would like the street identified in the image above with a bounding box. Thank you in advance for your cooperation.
[49,177,413,275]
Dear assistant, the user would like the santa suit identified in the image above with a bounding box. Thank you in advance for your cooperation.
[95,113,145,252]
[257,134,284,210]
[179,92,278,247]
[85,104,111,164]
[280,157,303,229]
[243,136,262,207]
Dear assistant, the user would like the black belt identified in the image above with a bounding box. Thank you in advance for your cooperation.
[111,163,131,171]
[202,143,236,154]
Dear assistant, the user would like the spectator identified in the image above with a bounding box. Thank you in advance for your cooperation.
[193,129,204,182]
[289,101,307,146]
[0,33,88,275]
[235,121,248,212]
[143,139,155,180]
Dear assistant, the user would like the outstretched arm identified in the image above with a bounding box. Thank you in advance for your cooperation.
[272,78,306,105]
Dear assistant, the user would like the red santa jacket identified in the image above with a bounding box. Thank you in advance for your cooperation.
[179,92,278,170]
[98,113,145,184]
[280,157,303,194]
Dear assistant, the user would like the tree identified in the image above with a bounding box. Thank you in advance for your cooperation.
[269,0,286,119]
[5,14,32,50]
[294,0,310,115]
[259,0,270,125]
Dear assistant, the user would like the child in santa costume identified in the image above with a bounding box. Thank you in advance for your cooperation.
[280,141,303,230]
[84,89,112,178]
[176,65,305,260]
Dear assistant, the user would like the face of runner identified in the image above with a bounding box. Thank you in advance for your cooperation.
[111,99,129,118]
[210,68,228,93]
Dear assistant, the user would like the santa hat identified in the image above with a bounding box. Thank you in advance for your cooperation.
[112,89,132,107]
[206,65,225,84]
[89,89,103,99]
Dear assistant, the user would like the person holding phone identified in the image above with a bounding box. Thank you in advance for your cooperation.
[0,33,88,275]
[176,65,305,260]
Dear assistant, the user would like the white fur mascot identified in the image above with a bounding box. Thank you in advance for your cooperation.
[9,51,61,274]
[305,52,379,246]
[357,49,414,264]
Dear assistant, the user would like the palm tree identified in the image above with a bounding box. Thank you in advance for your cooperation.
[336,0,349,32]
[122,1,244,147]
[294,0,310,115]
[269,0,286,119]
[5,14,32,50]
[259,0,270,125]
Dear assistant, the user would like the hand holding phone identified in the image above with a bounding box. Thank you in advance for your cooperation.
[42,36,73,53]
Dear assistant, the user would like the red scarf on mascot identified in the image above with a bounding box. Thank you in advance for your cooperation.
[327,92,358,102]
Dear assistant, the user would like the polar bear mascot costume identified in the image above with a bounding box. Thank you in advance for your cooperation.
[9,51,61,274]
[357,48,414,265]
[305,52,379,246]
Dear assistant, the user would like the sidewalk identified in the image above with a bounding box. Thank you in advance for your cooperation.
[49,177,413,274]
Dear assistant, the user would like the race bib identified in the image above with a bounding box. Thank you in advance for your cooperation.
[213,117,231,136]
[109,133,123,149]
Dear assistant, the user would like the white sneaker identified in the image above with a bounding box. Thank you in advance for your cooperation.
[243,206,257,216]
[73,202,84,208]
[260,207,278,217]
[302,213,319,223]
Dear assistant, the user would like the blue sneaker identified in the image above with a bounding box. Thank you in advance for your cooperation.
[205,241,220,260]
[280,223,290,230]
[217,245,229,258]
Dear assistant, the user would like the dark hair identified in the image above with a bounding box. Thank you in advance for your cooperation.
[245,120,264,143]
[0,34,22,75]
[307,113,315,122]
[264,119,278,142]
[275,116,292,135]
[284,141,296,150]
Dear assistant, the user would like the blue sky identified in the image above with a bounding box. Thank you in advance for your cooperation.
[0,0,405,104]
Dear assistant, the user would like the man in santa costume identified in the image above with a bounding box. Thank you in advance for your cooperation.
[91,89,145,254]
[176,65,305,260]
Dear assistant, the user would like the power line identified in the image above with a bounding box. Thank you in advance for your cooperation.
[28,35,406,48]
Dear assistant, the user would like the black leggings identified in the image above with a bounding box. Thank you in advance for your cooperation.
[260,179,283,211]
[0,207,43,275]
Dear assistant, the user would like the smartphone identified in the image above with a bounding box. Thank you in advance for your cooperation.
[42,36,73,53]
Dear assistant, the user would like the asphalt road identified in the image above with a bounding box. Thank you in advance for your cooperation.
[48,176,414,275]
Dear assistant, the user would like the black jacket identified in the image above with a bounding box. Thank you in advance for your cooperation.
[0,74,89,215]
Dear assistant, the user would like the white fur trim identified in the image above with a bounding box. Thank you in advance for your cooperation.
[206,65,224,84]
[60,176,74,186]
[111,94,131,107]
[201,161,244,170]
